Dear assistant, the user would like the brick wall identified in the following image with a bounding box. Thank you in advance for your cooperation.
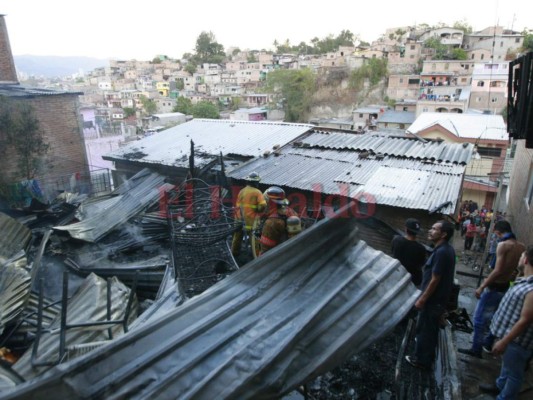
[506,139,533,244]
[1,94,90,198]
[0,16,18,83]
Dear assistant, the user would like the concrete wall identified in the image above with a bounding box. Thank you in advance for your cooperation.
[506,139,533,244]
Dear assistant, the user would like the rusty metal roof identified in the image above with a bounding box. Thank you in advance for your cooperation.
[103,119,313,169]
[2,210,419,399]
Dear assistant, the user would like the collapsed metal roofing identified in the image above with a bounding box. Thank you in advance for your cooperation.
[229,132,472,214]
[3,211,419,400]
[53,169,173,242]
[0,213,32,265]
[102,119,313,169]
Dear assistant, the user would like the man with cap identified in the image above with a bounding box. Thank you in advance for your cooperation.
[231,172,267,257]
[391,218,427,286]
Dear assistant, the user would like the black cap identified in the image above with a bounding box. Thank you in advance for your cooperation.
[405,218,421,234]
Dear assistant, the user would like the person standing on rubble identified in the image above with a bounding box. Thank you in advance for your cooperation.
[405,220,456,370]
[259,187,300,255]
[231,172,267,257]
[458,220,525,358]
[391,218,427,286]
[478,246,533,398]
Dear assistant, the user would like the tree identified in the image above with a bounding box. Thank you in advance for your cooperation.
[192,101,219,119]
[265,68,316,122]
[247,53,258,63]
[450,48,468,60]
[175,79,185,90]
[453,20,473,34]
[350,58,388,90]
[0,97,49,179]
[139,95,157,115]
[173,97,193,115]
[194,31,225,64]
[184,62,197,75]
[123,107,135,118]
[152,57,162,64]
[522,31,533,53]
[424,37,448,59]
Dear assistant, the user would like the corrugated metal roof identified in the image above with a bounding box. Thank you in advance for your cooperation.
[300,131,473,164]
[230,146,466,213]
[103,119,313,169]
[0,255,31,334]
[3,213,418,400]
[13,273,138,380]
[54,169,172,242]
[377,110,416,124]
[407,112,508,141]
[0,84,82,97]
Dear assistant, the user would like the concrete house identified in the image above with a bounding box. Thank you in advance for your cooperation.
[407,112,509,208]
[463,26,524,62]
[469,62,509,114]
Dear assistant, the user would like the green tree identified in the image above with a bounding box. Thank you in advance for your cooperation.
[247,53,258,63]
[265,68,316,122]
[173,97,193,114]
[184,62,197,74]
[151,57,162,64]
[175,79,184,90]
[139,95,157,115]
[453,20,473,34]
[349,58,388,90]
[192,101,219,119]
[0,97,49,179]
[522,31,533,53]
[123,107,135,118]
[194,31,225,64]
[424,37,448,59]
[450,48,468,60]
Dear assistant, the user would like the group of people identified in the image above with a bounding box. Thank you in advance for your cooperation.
[392,217,532,399]
[231,172,302,258]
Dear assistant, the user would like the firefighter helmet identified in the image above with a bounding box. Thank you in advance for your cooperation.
[245,172,261,182]
[265,186,285,204]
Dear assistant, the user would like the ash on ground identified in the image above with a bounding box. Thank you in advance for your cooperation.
[306,320,409,400]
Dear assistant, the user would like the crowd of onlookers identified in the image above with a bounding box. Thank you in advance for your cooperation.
[458,200,505,261]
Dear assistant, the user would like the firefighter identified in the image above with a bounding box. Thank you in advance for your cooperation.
[231,172,267,257]
[259,187,301,255]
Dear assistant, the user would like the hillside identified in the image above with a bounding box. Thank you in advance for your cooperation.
[14,55,108,78]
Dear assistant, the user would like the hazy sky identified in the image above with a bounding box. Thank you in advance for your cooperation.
[2,0,530,60]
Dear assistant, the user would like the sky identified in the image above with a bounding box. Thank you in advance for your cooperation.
[1,0,531,61]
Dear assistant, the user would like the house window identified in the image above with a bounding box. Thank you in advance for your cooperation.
[491,97,498,103]
[410,45,415,50]
[359,113,363,118]
[500,41,504,47]
[516,38,520,43]
[476,146,502,157]
[481,54,485,60]
[410,55,415,59]
[399,78,404,83]
[477,81,485,87]
[445,63,449,70]
[471,54,475,59]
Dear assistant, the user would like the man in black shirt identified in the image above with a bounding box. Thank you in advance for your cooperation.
[391,218,427,286]
[405,220,456,370]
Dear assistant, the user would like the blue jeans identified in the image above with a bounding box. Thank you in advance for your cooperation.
[415,304,443,367]
[472,288,505,353]
[496,341,533,399]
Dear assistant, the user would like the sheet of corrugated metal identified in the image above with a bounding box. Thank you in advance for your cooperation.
[3,209,419,400]
[53,169,173,242]
[0,213,31,265]
[103,119,313,168]
[230,152,464,213]
[302,132,473,164]
[0,255,31,335]
[13,273,138,381]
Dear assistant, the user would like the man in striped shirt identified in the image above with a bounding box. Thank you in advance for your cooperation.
[479,246,533,398]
